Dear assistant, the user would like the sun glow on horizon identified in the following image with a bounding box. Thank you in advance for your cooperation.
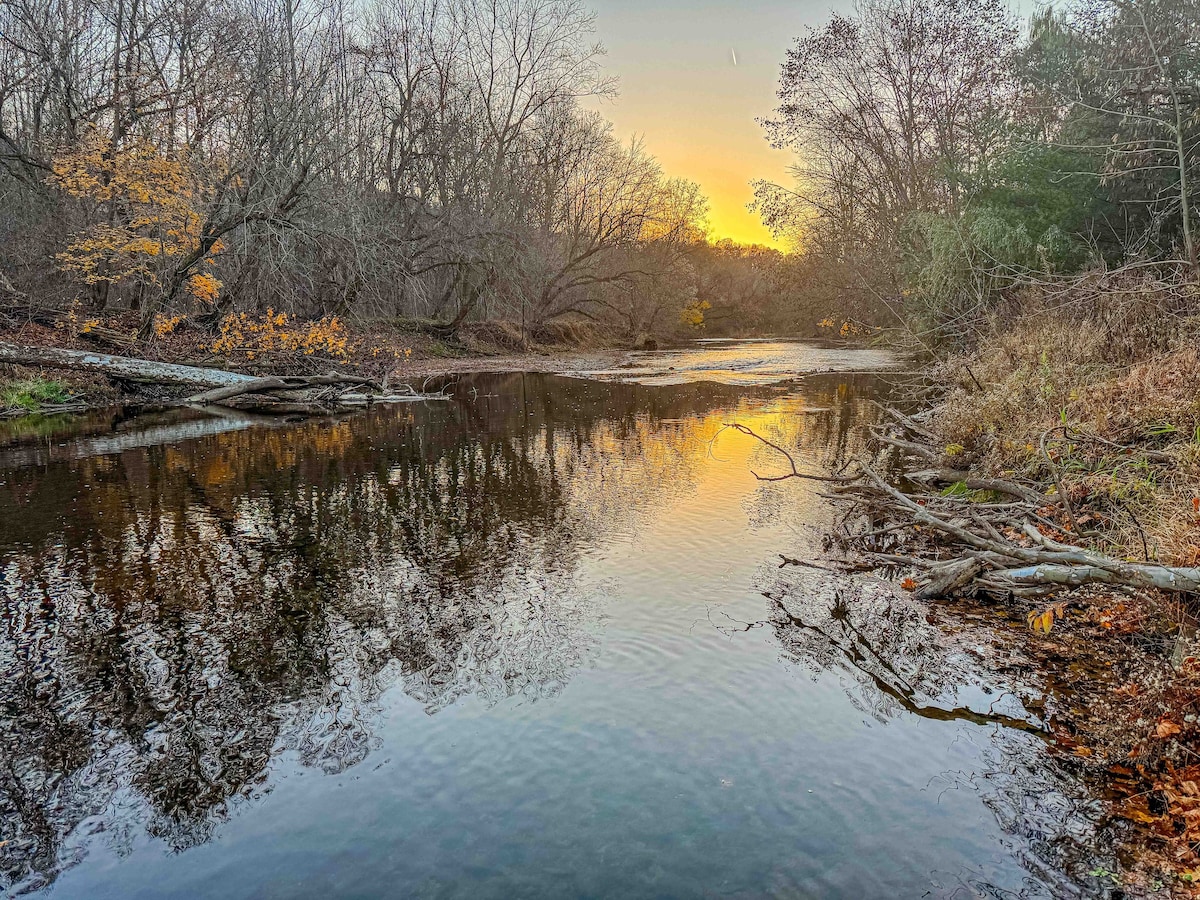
[586,0,830,255]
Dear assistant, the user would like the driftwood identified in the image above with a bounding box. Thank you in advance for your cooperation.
[183,374,380,404]
[731,409,1200,600]
[0,340,446,415]
[904,468,1049,505]
[0,340,256,387]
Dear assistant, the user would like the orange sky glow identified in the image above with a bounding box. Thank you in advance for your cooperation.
[586,0,854,251]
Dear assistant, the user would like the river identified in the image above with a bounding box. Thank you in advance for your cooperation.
[0,341,1116,898]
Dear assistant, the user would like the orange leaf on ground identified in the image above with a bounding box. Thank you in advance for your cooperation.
[1157,719,1183,739]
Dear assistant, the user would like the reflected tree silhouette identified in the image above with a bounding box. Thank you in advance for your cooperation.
[757,569,1118,897]
[0,372,886,893]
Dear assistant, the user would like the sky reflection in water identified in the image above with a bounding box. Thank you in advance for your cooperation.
[0,348,1112,898]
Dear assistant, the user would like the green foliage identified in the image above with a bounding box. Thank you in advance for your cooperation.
[898,142,1110,332]
[0,378,70,412]
[975,144,1108,264]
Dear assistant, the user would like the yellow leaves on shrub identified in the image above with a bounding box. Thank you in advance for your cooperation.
[370,344,413,360]
[1027,601,1068,634]
[186,272,221,304]
[153,314,185,337]
[50,126,221,293]
[211,310,351,360]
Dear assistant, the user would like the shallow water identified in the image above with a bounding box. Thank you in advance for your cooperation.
[0,343,1112,898]
[578,338,896,386]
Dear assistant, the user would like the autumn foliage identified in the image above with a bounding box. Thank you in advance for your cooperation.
[211,310,351,361]
[50,127,222,304]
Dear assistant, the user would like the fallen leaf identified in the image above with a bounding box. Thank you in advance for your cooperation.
[900,577,917,591]
[1122,807,1159,824]
[1157,719,1183,739]
[1027,607,1059,634]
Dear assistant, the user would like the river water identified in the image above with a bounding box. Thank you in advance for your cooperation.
[0,342,1114,898]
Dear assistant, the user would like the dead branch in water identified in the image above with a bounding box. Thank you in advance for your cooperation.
[719,422,856,483]
[727,417,1200,600]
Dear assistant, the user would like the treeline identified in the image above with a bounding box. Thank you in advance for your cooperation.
[0,0,805,343]
[755,0,1200,344]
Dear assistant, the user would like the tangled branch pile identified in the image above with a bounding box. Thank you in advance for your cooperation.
[738,415,1199,602]
[821,410,1200,599]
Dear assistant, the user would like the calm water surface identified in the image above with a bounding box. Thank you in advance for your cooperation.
[0,343,1112,898]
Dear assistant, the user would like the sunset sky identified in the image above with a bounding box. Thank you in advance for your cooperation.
[588,0,855,249]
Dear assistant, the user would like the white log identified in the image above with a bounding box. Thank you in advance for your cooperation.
[0,340,255,387]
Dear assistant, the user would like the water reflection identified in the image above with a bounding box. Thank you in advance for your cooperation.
[0,367,1113,898]
[0,373,883,894]
[755,570,1114,897]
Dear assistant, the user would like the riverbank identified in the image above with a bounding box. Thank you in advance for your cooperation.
[0,310,642,417]
[845,303,1200,894]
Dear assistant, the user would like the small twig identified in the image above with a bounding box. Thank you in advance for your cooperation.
[778,554,855,573]
[720,423,857,483]
[1039,426,1083,535]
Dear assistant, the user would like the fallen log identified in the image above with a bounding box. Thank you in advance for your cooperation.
[905,468,1049,505]
[914,557,984,600]
[183,374,381,405]
[1,341,447,415]
[982,563,1199,593]
[0,340,255,387]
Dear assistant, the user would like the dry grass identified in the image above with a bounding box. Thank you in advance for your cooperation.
[933,281,1200,566]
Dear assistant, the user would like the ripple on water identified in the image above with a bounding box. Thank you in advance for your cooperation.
[0,345,1116,899]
